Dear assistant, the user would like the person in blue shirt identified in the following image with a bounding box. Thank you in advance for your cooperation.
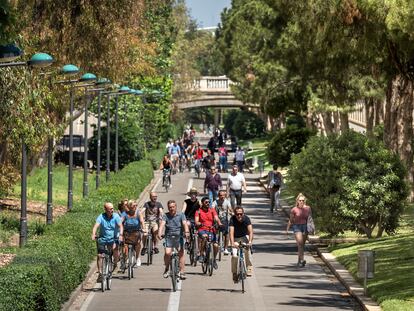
[169,141,181,172]
[92,202,124,279]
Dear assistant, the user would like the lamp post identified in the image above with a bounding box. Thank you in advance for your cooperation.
[94,78,110,189]
[60,64,81,212]
[79,73,97,198]
[115,86,131,172]
[0,45,54,246]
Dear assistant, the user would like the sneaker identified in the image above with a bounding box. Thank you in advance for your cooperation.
[179,272,187,280]
[163,268,169,278]
[198,255,204,263]
[232,273,238,283]
[246,266,253,276]
[223,249,230,256]
[300,260,306,267]
[213,260,218,270]
[97,273,103,282]
[136,258,142,267]
[153,247,159,254]
[141,248,147,256]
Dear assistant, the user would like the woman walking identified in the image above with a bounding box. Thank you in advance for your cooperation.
[286,193,312,267]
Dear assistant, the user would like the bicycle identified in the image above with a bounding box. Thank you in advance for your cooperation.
[201,232,215,276]
[164,235,181,292]
[236,242,249,293]
[187,224,198,267]
[124,231,140,280]
[96,239,113,292]
[178,157,184,173]
[217,229,223,262]
[194,159,201,178]
[143,228,153,266]
[162,168,171,192]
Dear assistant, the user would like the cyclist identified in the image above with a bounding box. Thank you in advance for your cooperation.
[158,200,190,280]
[212,190,233,255]
[121,200,145,268]
[229,206,253,283]
[195,196,223,269]
[160,155,172,187]
[193,142,204,174]
[267,164,283,213]
[202,149,215,171]
[182,187,201,228]
[141,192,164,256]
[117,199,128,216]
[169,140,181,172]
[204,166,222,206]
[91,202,124,280]
[178,140,186,172]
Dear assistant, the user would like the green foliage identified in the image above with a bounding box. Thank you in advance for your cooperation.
[223,110,240,135]
[288,131,409,238]
[183,107,214,126]
[232,110,265,140]
[0,160,154,311]
[267,125,316,167]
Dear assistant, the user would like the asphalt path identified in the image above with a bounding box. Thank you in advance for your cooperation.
[76,163,361,311]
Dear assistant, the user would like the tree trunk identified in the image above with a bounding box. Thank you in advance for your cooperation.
[333,111,340,133]
[365,97,375,137]
[339,112,349,133]
[374,98,384,126]
[384,75,414,199]
[321,112,334,135]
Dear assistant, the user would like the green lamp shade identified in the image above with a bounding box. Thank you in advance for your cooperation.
[119,86,131,93]
[0,44,22,63]
[61,64,79,76]
[79,73,97,82]
[96,78,111,85]
[28,52,54,68]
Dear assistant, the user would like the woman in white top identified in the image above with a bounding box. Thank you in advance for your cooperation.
[234,147,245,172]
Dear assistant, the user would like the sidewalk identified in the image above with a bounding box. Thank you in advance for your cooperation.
[258,175,381,311]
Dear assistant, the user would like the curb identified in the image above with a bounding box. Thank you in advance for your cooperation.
[61,170,162,311]
[257,176,382,311]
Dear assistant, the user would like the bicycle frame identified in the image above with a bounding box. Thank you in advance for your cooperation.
[96,241,114,292]
[237,243,248,293]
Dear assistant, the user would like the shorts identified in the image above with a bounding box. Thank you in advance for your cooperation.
[171,154,179,161]
[144,221,159,233]
[218,218,229,235]
[164,235,184,249]
[292,224,307,234]
[198,230,217,242]
[96,239,117,254]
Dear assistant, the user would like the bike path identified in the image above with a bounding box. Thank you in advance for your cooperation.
[76,168,360,310]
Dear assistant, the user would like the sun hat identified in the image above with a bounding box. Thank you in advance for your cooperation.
[187,187,198,196]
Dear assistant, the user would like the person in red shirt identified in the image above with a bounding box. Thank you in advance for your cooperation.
[195,196,223,269]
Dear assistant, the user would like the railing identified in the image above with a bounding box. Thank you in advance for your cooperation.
[192,76,233,92]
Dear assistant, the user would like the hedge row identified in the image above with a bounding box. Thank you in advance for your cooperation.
[0,159,154,311]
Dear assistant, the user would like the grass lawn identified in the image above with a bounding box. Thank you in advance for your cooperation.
[11,164,97,206]
[330,235,414,311]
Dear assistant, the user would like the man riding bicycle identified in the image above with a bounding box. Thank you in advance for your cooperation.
[195,197,223,269]
[212,190,233,255]
[141,192,163,256]
[169,141,181,172]
[229,206,253,283]
[182,187,201,230]
[91,202,124,280]
[158,200,190,280]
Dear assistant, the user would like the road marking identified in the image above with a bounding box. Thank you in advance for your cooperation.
[79,282,100,311]
[166,177,192,311]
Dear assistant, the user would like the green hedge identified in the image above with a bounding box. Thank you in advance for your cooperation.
[0,160,154,311]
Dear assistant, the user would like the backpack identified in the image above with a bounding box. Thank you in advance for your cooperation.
[270,172,282,188]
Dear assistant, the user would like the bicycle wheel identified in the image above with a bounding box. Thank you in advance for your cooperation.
[170,256,177,292]
[128,247,133,280]
[239,257,246,293]
[218,231,223,262]
[101,257,107,292]
[106,258,113,290]
[208,244,214,276]
[147,236,154,266]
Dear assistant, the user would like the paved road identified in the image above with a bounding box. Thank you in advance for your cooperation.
[73,162,360,310]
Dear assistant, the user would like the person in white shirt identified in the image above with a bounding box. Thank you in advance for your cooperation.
[235,147,245,172]
[226,165,247,208]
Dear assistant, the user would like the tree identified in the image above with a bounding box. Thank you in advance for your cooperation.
[288,131,408,238]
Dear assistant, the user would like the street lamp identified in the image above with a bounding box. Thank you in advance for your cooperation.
[60,64,81,212]
[115,86,132,172]
[79,73,97,198]
[94,78,111,189]
[0,45,54,247]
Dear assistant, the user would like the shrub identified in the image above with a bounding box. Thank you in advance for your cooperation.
[288,131,409,237]
[0,159,155,311]
[267,125,316,167]
[223,110,240,135]
[232,110,265,140]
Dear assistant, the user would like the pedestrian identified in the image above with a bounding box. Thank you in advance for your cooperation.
[235,146,245,172]
[227,165,247,208]
[267,164,283,213]
[286,193,312,267]
[207,136,216,156]
[204,166,222,206]
[218,143,228,172]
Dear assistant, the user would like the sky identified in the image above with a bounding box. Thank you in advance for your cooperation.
[185,0,232,28]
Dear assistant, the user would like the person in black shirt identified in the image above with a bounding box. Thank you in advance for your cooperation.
[229,206,253,282]
[182,187,201,227]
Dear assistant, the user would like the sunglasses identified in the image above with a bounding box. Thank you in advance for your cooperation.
[235,213,243,216]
